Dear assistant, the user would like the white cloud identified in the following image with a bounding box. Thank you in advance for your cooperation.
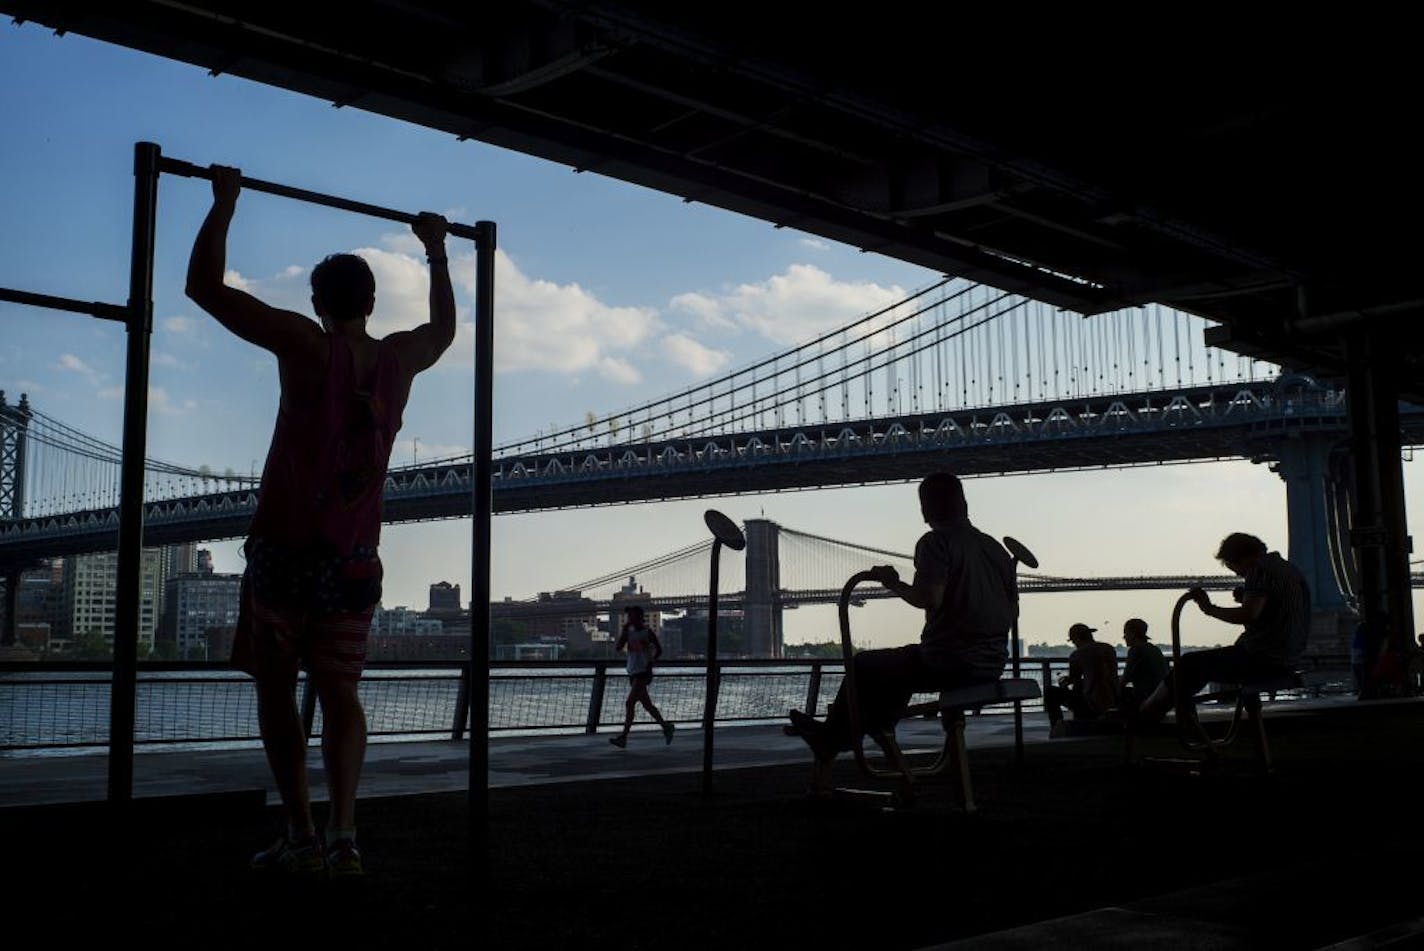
[798,237,832,251]
[491,252,659,373]
[162,316,196,334]
[223,243,661,382]
[598,356,641,384]
[55,353,97,381]
[661,333,731,377]
[96,385,189,416]
[671,264,907,347]
[669,292,738,332]
[152,351,186,369]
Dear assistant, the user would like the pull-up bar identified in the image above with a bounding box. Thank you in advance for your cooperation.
[157,156,486,242]
[0,287,128,323]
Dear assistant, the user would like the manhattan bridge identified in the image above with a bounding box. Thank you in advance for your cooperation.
[3,277,1422,654]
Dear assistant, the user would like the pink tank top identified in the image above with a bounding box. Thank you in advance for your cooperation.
[248,336,405,555]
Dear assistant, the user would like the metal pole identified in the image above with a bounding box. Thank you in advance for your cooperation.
[701,539,724,795]
[157,157,484,242]
[470,221,496,855]
[0,287,129,322]
[109,141,159,803]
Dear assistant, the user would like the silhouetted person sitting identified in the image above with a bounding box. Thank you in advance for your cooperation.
[1137,533,1310,739]
[1118,617,1168,714]
[787,472,1017,793]
[186,166,456,877]
[1043,623,1119,735]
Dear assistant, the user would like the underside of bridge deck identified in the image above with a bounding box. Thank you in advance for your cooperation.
[2,3,1418,651]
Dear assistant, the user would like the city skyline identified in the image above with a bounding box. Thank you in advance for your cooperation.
[3,28,1422,653]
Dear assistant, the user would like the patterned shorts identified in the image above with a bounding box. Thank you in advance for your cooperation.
[231,537,382,682]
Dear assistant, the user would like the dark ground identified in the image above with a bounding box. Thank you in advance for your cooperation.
[8,702,1424,950]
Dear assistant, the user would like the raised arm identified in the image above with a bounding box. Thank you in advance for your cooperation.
[184,165,323,362]
[390,213,456,374]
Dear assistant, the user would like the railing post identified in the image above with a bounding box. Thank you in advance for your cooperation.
[452,663,471,740]
[805,660,822,716]
[587,661,608,734]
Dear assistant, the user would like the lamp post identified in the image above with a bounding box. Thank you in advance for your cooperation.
[701,509,745,795]
[1002,536,1038,762]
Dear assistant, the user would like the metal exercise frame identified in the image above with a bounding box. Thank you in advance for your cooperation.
[1124,590,1301,772]
[832,565,1040,811]
[0,143,496,843]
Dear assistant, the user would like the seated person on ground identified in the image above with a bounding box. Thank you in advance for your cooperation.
[786,472,1017,793]
[1137,532,1310,731]
[1043,623,1120,734]
[1118,617,1169,713]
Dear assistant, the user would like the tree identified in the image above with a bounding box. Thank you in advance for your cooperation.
[69,629,111,661]
[491,619,530,648]
[784,640,845,659]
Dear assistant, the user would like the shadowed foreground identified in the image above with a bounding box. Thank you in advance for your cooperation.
[7,702,1424,950]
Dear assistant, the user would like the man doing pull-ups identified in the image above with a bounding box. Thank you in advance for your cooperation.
[186,165,456,877]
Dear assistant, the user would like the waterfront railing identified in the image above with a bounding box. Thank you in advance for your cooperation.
[0,656,1353,753]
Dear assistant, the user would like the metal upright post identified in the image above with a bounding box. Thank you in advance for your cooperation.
[470,221,496,853]
[702,538,724,795]
[1002,537,1038,764]
[109,141,160,803]
[700,511,745,795]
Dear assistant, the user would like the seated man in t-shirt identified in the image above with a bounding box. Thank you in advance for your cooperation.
[786,472,1018,793]
[1043,623,1119,735]
[1137,532,1310,732]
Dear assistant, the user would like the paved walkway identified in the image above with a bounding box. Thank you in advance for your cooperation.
[8,695,1416,950]
[0,712,1042,806]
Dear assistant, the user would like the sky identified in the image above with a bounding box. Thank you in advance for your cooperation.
[3,26,1422,652]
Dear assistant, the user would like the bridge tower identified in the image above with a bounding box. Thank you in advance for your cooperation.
[0,392,32,648]
[743,518,783,658]
[0,391,29,523]
[1253,377,1358,655]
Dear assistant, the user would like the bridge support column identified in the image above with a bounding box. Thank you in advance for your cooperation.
[1272,433,1354,599]
[744,519,783,658]
[1345,328,1414,676]
[1267,433,1356,655]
